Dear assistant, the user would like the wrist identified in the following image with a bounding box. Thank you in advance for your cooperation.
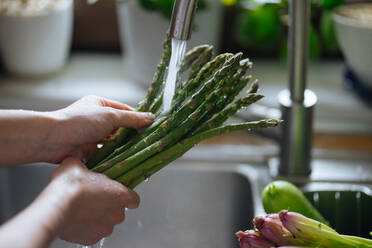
[40,176,80,233]
[0,110,61,166]
[36,111,70,163]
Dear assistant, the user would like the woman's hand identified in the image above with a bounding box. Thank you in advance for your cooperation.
[45,95,154,163]
[50,157,140,245]
[0,95,153,166]
[0,157,139,247]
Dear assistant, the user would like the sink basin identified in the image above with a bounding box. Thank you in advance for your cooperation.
[1,158,371,247]
[0,162,258,248]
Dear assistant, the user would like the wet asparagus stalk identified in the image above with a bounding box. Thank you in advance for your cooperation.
[172,53,233,109]
[87,38,209,168]
[179,44,210,74]
[136,35,172,112]
[92,53,242,172]
[117,119,281,188]
[86,38,282,191]
[100,68,241,178]
[187,45,213,80]
[86,36,172,168]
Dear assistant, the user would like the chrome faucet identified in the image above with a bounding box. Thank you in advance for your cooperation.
[169,0,318,177]
[169,0,198,40]
[276,0,317,177]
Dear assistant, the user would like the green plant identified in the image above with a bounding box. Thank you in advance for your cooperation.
[233,0,344,58]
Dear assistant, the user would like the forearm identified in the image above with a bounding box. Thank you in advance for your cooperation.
[0,110,59,166]
[0,179,75,248]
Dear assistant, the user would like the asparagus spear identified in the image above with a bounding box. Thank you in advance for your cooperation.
[172,53,233,109]
[86,128,137,169]
[149,93,163,114]
[151,45,213,115]
[100,71,237,177]
[179,45,210,74]
[92,53,242,172]
[194,80,260,134]
[86,36,172,168]
[136,35,172,112]
[190,69,252,131]
[92,115,169,169]
[117,119,281,188]
[187,46,213,81]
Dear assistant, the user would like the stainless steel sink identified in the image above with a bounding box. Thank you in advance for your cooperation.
[0,162,259,248]
[1,158,371,247]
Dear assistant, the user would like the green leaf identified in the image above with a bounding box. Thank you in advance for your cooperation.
[234,4,282,52]
[138,0,158,10]
[321,0,344,10]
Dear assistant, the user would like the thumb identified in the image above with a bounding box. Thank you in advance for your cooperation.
[111,110,154,130]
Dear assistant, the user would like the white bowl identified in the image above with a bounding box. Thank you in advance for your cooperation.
[0,0,73,76]
[333,3,372,87]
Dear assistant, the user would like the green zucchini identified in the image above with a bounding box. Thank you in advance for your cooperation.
[262,180,329,225]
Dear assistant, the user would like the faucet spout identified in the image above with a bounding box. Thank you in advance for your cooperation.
[169,0,198,40]
[276,0,317,177]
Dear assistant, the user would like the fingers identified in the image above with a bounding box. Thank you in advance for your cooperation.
[99,97,134,111]
[79,95,154,129]
[119,187,140,209]
[71,144,99,163]
[110,110,154,130]
[105,177,141,209]
[80,95,135,111]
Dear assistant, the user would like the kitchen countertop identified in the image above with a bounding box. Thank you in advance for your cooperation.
[0,53,371,156]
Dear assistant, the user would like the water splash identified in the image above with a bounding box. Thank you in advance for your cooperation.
[98,238,105,248]
[162,38,187,113]
[76,238,105,248]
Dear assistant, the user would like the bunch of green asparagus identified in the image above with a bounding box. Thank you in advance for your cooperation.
[86,35,281,189]
[236,210,372,248]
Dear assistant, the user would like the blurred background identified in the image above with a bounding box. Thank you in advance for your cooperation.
[0,0,371,137]
[68,0,360,56]
[0,0,368,81]
[68,0,354,57]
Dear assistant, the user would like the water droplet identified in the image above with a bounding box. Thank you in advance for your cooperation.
[137,220,143,229]
[99,238,106,248]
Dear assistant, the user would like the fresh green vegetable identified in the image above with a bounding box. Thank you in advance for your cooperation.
[86,35,172,169]
[262,180,329,225]
[86,34,281,189]
[237,211,372,248]
[279,210,372,248]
